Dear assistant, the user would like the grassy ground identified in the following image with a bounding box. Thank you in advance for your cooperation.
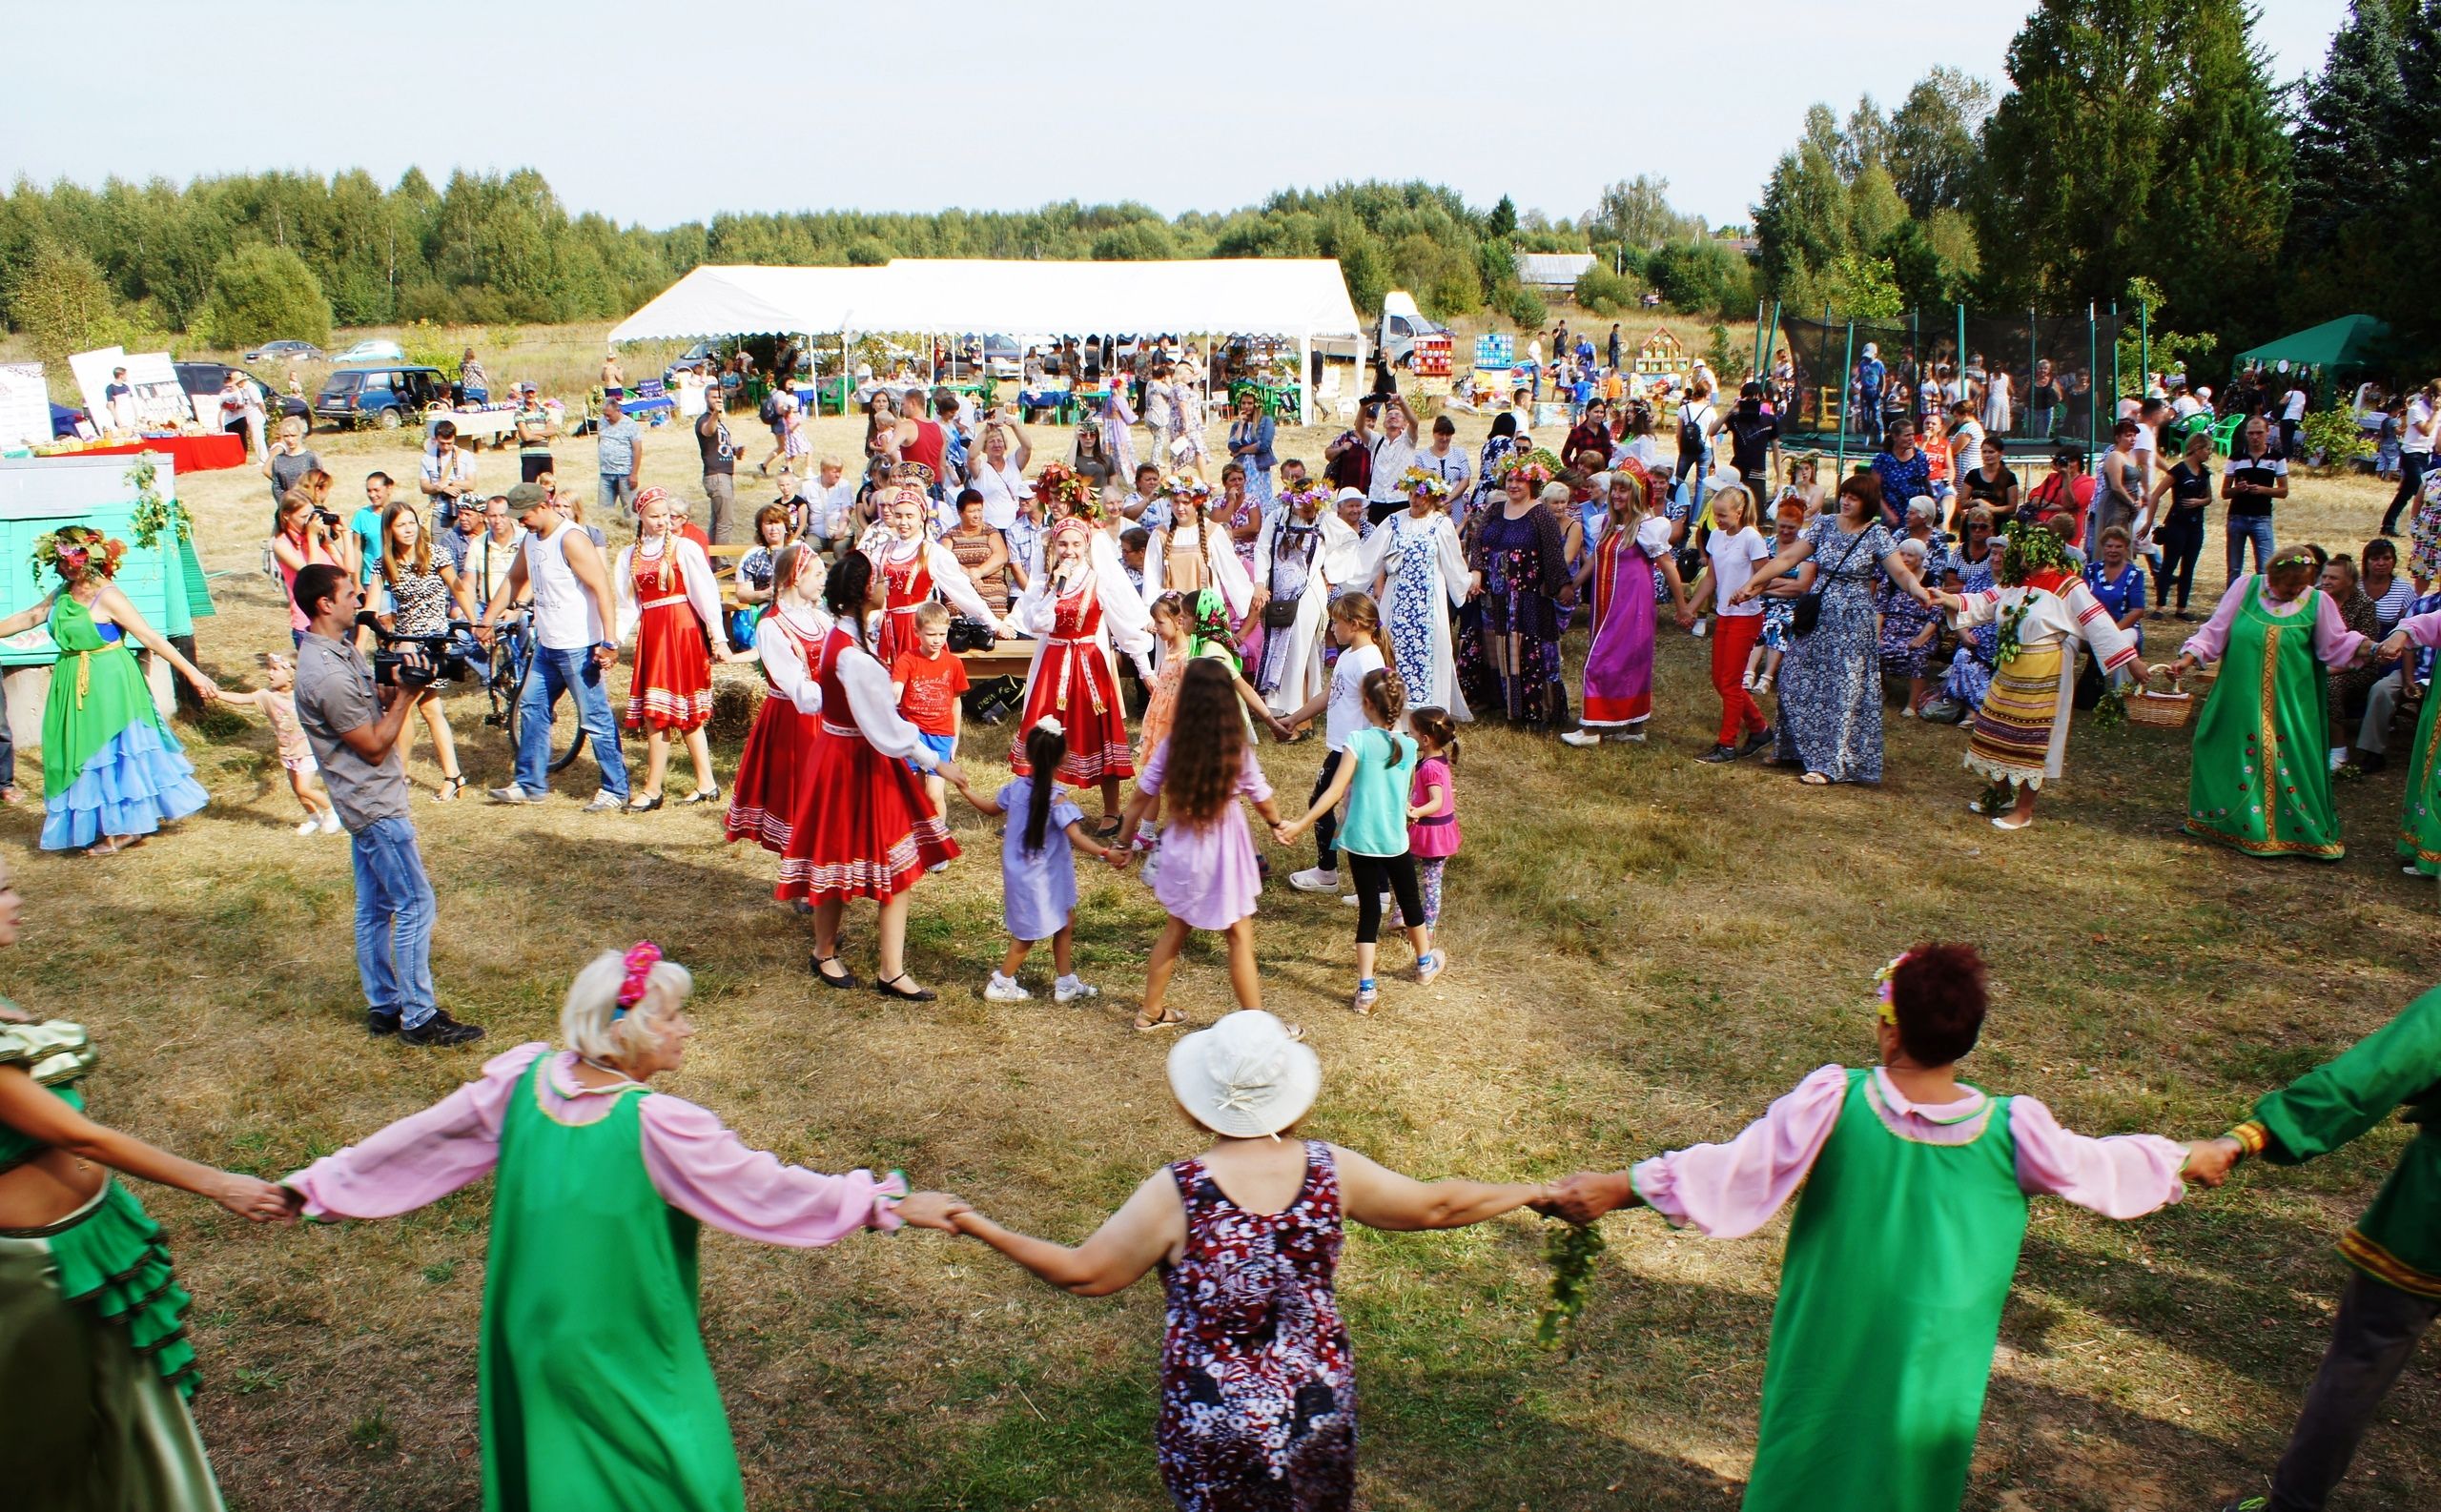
[8,398,2436,1511]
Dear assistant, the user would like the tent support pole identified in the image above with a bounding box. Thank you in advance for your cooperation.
[2140,303,2150,396]
[1299,333,1313,426]
[2027,310,2037,446]
[1836,321,1856,474]
[2087,303,2100,482]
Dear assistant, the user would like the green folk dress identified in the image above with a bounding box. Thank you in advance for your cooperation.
[482,1054,743,1512]
[1744,1069,2027,1512]
[38,592,209,852]
[2398,676,2441,874]
[0,1018,223,1512]
[2184,585,2344,860]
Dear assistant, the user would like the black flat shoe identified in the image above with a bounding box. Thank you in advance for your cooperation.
[626,792,665,812]
[810,953,859,990]
[681,786,722,807]
[873,972,937,1002]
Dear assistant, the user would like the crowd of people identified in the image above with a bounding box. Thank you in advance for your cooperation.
[11,336,2441,1510]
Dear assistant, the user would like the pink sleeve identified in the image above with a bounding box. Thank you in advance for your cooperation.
[1629,1064,1849,1237]
[2314,589,2371,666]
[2007,1096,2187,1217]
[639,1096,908,1243]
[285,1042,545,1218]
[1240,747,1273,804]
[2403,609,2441,650]
[2180,579,2246,663]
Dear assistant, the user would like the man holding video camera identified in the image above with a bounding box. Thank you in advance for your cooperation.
[292,562,486,1048]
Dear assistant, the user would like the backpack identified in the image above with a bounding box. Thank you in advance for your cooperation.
[1677,401,1709,459]
[758,391,782,427]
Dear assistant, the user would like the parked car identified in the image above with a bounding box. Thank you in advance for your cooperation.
[332,338,407,365]
[314,364,451,430]
[245,339,325,364]
[663,340,721,388]
[173,362,311,426]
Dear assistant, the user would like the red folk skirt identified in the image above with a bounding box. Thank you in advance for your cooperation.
[774,719,959,903]
[626,593,714,732]
[724,694,816,853]
[1012,636,1135,785]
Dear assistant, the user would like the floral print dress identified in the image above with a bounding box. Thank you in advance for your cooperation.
[1159,1141,1357,1512]
[1774,518,1897,783]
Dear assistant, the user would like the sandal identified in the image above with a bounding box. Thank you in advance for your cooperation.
[1133,1008,1187,1032]
[810,953,859,990]
[681,786,723,807]
[1095,816,1123,839]
[434,774,466,804]
[1798,771,1831,786]
[873,972,937,1002]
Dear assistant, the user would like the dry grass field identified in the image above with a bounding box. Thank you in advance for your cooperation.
[6,366,2436,1510]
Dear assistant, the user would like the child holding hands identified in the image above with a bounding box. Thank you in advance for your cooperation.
[951,719,1118,1005]
[219,652,338,834]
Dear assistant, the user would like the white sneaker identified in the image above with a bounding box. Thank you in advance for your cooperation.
[1901,705,1918,719]
[296,817,321,836]
[982,972,1032,1002]
[2328,747,2349,772]
[927,860,950,873]
[1054,976,1098,1004]
[1288,868,1340,892]
[1741,671,1758,690]
[1559,728,1603,748]
[318,809,342,834]
[1339,892,1393,909]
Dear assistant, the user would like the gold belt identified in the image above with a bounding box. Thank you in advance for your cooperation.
[66,642,127,707]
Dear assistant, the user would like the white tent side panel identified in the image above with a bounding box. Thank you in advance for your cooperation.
[607,259,1362,344]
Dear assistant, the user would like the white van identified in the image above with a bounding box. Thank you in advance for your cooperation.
[1377,292,1449,369]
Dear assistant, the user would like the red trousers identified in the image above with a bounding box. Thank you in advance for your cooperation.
[1710,612,1771,746]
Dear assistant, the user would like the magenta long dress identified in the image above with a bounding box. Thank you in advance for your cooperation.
[1580,515,1669,730]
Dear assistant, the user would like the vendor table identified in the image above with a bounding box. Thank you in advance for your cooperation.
[616,395,676,426]
[74,434,247,472]
[430,405,522,444]
[1017,389,1083,424]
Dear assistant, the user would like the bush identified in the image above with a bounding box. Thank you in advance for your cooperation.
[7,240,124,366]
[1648,239,1747,319]
[1501,284,1548,329]
[196,244,332,351]
[1572,265,1639,316]
[2298,406,2370,475]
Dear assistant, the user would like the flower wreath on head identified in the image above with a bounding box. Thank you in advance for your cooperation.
[1278,479,1334,516]
[1399,466,1453,506]
[30,526,126,586]
[1872,950,1915,1026]
[1157,470,1213,503]
[1030,460,1097,520]
[615,941,663,1021]
[1492,446,1564,492]
[1993,519,2074,665]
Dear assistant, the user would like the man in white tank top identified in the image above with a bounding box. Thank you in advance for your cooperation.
[475,481,630,808]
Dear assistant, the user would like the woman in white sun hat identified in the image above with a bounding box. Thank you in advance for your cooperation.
[945,1010,1549,1512]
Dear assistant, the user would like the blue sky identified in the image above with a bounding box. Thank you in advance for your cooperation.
[4,0,2352,231]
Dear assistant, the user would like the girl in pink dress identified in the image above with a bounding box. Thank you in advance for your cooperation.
[1114,661,1287,1032]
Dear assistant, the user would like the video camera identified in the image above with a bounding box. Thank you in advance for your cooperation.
[356,611,478,689]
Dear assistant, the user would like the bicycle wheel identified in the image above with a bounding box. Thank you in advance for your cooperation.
[499,640,593,779]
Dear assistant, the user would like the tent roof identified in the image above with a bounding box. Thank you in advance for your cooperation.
[608,258,1363,344]
[1513,252,1594,287]
[2233,314,2393,371]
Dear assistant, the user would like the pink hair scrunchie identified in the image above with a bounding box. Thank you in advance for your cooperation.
[615,941,663,1020]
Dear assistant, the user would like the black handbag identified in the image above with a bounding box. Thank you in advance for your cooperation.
[947,616,997,653]
[1790,524,1872,639]
[1262,521,1321,630]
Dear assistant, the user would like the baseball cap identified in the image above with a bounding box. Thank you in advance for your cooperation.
[505,482,550,513]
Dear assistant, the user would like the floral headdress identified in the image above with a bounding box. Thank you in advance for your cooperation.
[1049,515,1096,553]
[615,941,663,1021]
[31,526,126,585]
[1493,446,1564,492]
[888,460,935,511]
[1030,460,1097,520]
[1872,950,1915,1026]
[1996,518,2069,588]
[1279,479,1334,515]
[1158,471,1214,503]
[1399,466,1453,506]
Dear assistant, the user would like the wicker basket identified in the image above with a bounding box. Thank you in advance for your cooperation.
[2127,668,2195,729]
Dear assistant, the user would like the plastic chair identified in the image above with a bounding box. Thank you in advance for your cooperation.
[2210,413,2245,457]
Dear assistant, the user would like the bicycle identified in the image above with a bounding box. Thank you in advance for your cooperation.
[475,608,589,775]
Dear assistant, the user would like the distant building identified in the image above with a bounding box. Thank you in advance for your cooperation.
[1514,252,1597,292]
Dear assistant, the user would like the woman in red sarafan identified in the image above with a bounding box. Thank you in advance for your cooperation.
[724,543,831,853]
[778,551,963,1002]
[862,464,1000,667]
[1010,516,1155,828]
[613,487,739,810]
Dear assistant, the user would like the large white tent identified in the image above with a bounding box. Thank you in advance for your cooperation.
[607,258,1363,422]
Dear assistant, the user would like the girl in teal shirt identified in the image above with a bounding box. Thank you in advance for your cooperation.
[1278,666,1444,1012]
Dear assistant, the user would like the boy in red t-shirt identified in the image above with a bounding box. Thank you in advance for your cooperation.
[892,601,969,820]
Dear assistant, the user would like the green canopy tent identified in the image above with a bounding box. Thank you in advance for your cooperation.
[2231,315,2395,403]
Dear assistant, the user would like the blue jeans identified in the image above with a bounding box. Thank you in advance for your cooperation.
[600,472,637,519]
[515,645,628,799]
[351,817,437,1029]
[2227,515,2277,579]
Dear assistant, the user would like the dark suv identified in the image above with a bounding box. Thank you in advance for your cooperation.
[315,364,451,430]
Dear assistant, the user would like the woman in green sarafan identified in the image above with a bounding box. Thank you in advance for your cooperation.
[283,944,963,1512]
[2158,546,2374,860]
[2370,604,2441,874]
[1540,944,2213,1512]
[0,853,296,1512]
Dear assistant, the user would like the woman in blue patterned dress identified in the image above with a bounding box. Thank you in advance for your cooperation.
[940,1011,1548,1512]
[1733,473,1935,784]
[1936,505,2001,717]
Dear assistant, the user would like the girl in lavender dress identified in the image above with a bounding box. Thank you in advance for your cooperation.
[941,1009,1549,1512]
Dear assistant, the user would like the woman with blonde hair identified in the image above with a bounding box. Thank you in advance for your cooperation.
[613,486,741,810]
[285,942,960,1512]
[1563,466,1687,747]
[376,501,473,801]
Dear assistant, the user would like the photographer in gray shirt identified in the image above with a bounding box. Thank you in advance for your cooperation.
[290,562,484,1047]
